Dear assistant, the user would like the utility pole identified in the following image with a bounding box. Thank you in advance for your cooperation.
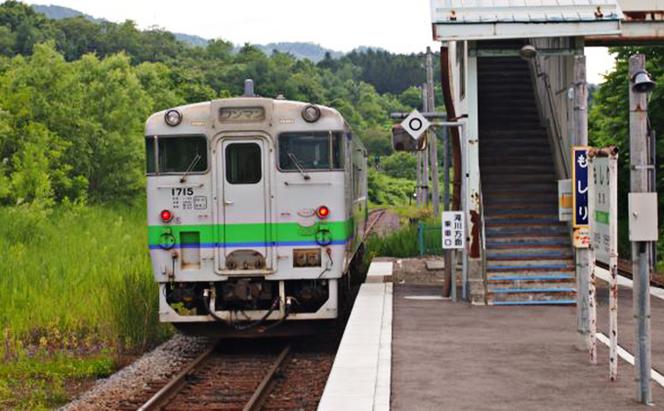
[426,47,441,218]
[574,55,592,352]
[416,101,423,207]
[629,54,654,405]
[421,86,430,205]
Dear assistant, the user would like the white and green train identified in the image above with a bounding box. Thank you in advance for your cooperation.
[145,81,368,336]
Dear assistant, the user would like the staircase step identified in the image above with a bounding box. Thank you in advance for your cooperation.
[487,249,573,260]
[484,208,558,216]
[481,156,554,165]
[484,185,557,194]
[486,238,570,248]
[480,139,550,147]
[485,216,567,231]
[487,274,576,283]
[483,175,556,184]
[490,300,576,306]
[489,287,576,294]
[487,260,573,271]
[484,196,556,204]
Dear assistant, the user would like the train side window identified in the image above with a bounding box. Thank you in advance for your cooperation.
[279,132,343,171]
[158,136,208,174]
[226,143,262,184]
[145,137,156,174]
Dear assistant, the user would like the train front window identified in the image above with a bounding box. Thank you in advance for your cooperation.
[279,132,343,171]
[154,136,208,174]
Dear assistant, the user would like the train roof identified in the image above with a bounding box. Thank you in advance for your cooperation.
[145,97,349,136]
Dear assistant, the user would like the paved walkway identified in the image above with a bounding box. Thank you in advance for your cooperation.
[392,284,664,411]
[595,269,664,375]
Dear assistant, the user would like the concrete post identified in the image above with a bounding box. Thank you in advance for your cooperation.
[629,54,652,405]
[573,55,591,351]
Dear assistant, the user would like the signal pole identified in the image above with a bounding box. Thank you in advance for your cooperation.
[421,86,430,204]
[629,54,654,405]
[426,47,441,218]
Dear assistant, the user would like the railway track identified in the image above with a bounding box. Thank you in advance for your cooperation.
[120,338,335,411]
[365,208,387,236]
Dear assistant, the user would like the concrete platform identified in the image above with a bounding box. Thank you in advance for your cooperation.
[318,282,392,411]
[392,284,664,410]
[595,267,664,380]
[320,261,664,411]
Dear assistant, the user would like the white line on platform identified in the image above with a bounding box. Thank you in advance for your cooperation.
[596,332,664,388]
[594,266,664,301]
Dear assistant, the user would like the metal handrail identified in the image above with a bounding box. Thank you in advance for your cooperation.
[530,54,570,178]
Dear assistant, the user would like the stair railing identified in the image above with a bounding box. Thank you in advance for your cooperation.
[529,53,570,179]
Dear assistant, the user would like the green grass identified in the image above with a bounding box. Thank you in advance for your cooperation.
[366,223,419,259]
[0,203,171,408]
[0,349,115,410]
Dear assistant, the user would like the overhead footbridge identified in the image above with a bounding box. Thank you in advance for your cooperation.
[429,0,664,306]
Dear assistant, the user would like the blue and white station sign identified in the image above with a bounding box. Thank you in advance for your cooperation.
[573,146,590,228]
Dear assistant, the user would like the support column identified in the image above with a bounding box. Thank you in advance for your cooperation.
[465,52,484,305]
[426,47,441,218]
[574,55,591,350]
[629,54,653,406]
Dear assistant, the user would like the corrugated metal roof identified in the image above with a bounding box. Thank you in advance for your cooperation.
[431,0,623,40]
[432,0,622,24]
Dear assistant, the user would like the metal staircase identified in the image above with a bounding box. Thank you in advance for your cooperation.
[478,56,576,306]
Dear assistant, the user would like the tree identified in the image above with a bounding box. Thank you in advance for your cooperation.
[381,152,417,180]
[590,47,663,258]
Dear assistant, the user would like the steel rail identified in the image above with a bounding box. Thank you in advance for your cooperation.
[243,344,292,411]
[597,259,664,289]
[138,342,218,411]
[365,208,387,236]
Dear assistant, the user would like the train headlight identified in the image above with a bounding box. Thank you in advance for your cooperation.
[316,205,330,219]
[164,109,183,127]
[301,104,321,123]
[160,209,174,223]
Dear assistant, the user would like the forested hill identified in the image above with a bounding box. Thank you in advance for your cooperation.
[32,4,343,61]
[28,3,434,93]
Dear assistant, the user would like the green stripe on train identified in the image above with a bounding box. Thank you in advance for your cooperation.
[147,220,355,246]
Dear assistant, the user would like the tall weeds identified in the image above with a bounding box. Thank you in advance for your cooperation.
[0,204,171,355]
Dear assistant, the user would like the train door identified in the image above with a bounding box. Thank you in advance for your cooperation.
[217,137,272,272]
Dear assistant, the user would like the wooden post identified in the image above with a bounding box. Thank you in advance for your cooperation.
[629,54,652,405]
[608,153,619,381]
[588,157,597,365]
[574,55,592,353]
[422,85,430,205]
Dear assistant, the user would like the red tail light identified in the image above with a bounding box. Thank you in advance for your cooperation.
[160,210,173,223]
[316,205,330,219]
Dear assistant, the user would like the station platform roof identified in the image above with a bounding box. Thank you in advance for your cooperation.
[431,0,664,44]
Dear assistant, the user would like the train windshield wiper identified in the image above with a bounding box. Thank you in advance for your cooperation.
[180,154,202,183]
[288,152,311,181]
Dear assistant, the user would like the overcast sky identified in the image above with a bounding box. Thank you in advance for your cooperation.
[26,0,615,83]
